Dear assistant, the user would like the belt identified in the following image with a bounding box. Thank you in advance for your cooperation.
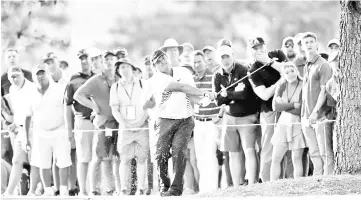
[195,117,212,122]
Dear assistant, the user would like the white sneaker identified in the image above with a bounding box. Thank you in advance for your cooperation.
[182,188,196,195]
[43,187,55,196]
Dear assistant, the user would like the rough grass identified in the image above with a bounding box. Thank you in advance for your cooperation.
[199,175,361,197]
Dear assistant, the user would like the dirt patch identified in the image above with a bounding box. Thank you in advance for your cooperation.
[199,175,361,197]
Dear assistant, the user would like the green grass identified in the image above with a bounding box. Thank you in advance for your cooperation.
[199,175,361,197]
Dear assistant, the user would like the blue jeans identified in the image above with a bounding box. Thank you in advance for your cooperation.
[154,117,194,195]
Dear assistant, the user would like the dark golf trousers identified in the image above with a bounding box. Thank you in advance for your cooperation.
[154,117,194,195]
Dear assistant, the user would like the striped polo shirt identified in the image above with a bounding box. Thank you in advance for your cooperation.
[194,69,220,118]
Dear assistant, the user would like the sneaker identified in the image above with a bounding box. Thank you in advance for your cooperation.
[146,188,152,195]
[106,190,115,196]
[161,189,182,197]
[91,191,101,196]
[182,188,195,195]
[137,188,144,195]
[54,190,60,196]
[69,188,79,196]
[120,190,128,196]
[43,187,55,196]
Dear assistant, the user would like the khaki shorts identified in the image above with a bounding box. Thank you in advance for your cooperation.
[74,118,95,163]
[31,127,72,169]
[117,129,149,162]
[93,121,119,160]
[221,113,258,152]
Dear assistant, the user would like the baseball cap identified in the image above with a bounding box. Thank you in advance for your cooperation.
[8,67,23,77]
[202,46,216,53]
[115,47,128,56]
[144,55,151,65]
[294,33,305,45]
[248,37,265,48]
[182,42,194,52]
[328,51,339,62]
[88,48,102,58]
[32,65,46,75]
[327,38,340,47]
[151,50,167,64]
[103,50,116,58]
[282,36,294,47]
[217,38,232,48]
[217,45,233,57]
[42,52,57,63]
[77,49,88,59]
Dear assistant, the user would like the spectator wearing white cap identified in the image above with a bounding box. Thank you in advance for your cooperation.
[247,37,287,183]
[3,67,37,196]
[202,46,221,73]
[327,38,340,54]
[160,38,183,68]
[88,48,104,74]
[213,43,261,186]
[24,65,72,196]
[42,52,70,195]
[42,52,69,85]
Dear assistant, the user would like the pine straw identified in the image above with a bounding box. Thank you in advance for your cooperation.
[199,175,361,197]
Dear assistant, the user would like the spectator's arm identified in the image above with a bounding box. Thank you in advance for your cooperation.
[64,83,75,138]
[212,73,231,106]
[74,81,98,111]
[226,80,251,100]
[311,63,333,114]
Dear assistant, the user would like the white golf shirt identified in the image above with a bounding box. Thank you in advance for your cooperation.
[146,67,195,119]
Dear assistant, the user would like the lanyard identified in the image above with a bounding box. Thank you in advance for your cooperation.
[120,82,135,102]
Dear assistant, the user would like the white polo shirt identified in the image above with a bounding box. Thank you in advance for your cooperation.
[146,67,195,119]
[109,78,148,127]
[25,81,66,136]
[9,79,36,126]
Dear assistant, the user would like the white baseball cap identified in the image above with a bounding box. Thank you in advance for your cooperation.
[217,45,233,57]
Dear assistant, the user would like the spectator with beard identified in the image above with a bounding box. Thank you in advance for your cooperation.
[282,37,296,61]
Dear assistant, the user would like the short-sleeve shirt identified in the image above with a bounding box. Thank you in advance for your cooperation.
[194,69,220,117]
[249,49,287,112]
[75,73,116,128]
[1,69,33,96]
[109,78,148,127]
[301,54,333,118]
[9,80,36,126]
[293,56,306,78]
[25,82,66,136]
[146,67,195,119]
[64,72,94,119]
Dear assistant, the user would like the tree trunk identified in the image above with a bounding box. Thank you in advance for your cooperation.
[334,0,361,174]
